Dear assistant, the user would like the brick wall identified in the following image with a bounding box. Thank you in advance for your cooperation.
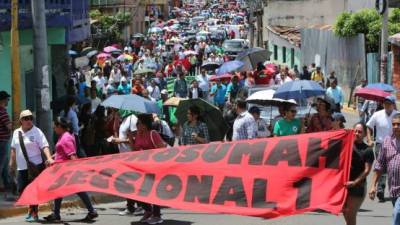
[392,45,400,99]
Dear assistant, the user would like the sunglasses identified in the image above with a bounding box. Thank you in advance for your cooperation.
[22,116,33,121]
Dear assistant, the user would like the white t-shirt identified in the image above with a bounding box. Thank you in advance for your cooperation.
[11,126,49,171]
[93,76,106,90]
[118,114,138,152]
[91,97,101,113]
[197,75,210,92]
[192,88,199,99]
[366,109,398,143]
[256,118,270,138]
[147,85,161,100]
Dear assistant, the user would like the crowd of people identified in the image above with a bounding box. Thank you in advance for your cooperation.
[0,1,400,225]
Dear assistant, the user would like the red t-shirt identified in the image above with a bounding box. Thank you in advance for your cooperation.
[134,130,164,150]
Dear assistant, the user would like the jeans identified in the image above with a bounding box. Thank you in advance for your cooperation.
[18,170,39,214]
[53,192,94,216]
[375,143,387,195]
[392,197,400,225]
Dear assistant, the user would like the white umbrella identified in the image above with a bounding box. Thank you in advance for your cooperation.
[246,89,297,106]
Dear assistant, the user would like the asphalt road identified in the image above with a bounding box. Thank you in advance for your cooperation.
[0,110,393,225]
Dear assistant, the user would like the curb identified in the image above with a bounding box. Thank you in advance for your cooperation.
[0,194,123,219]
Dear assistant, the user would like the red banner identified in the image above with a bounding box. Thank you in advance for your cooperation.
[17,130,353,219]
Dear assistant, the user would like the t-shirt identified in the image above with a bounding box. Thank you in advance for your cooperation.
[11,126,49,170]
[348,142,374,196]
[273,118,301,136]
[134,130,164,150]
[118,115,138,152]
[255,118,270,138]
[0,106,11,141]
[55,131,76,163]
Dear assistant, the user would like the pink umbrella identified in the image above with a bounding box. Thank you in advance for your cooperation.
[96,52,111,59]
[355,88,391,102]
[103,46,120,53]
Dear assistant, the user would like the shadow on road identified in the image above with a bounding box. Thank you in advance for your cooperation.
[131,219,193,225]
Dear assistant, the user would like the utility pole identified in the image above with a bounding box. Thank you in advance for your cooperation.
[379,0,389,83]
[248,1,255,47]
[31,1,52,140]
[11,0,21,127]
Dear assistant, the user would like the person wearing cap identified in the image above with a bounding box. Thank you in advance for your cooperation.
[366,95,398,202]
[9,110,53,222]
[0,91,11,187]
[306,97,332,133]
[331,112,346,130]
[249,106,270,138]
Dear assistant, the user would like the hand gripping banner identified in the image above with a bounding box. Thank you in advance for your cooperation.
[17,130,353,219]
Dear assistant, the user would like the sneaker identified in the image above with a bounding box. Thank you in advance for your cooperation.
[25,214,39,222]
[83,211,98,221]
[133,207,144,216]
[119,208,134,216]
[139,211,152,222]
[43,213,61,222]
[146,216,164,224]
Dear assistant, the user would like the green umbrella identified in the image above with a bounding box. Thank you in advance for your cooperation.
[133,68,155,75]
[175,98,228,142]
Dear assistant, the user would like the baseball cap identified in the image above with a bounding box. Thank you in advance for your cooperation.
[332,112,346,123]
[384,95,396,104]
[248,106,260,114]
[0,91,10,100]
[19,109,33,120]
[161,89,168,95]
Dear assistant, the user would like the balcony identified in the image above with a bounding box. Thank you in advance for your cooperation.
[0,0,90,43]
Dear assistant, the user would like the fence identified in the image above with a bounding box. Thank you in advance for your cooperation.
[366,52,392,84]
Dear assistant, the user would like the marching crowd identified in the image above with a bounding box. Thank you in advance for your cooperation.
[0,1,400,225]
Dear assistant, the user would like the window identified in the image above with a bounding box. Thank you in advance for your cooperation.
[273,45,278,60]
[282,47,286,63]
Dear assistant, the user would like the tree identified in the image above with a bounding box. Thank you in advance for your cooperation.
[90,9,132,44]
[334,9,400,53]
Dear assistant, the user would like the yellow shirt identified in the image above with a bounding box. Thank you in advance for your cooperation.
[311,71,324,82]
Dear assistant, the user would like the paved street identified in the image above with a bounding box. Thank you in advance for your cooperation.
[0,110,394,225]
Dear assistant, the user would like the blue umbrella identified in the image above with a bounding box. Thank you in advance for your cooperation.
[366,83,395,92]
[216,60,244,75]
[101,94,160,114]
[273,80,326,100]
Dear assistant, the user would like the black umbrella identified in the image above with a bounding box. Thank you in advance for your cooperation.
[201,61,221,71]
[175,99,228,142]
[236,47,271,71]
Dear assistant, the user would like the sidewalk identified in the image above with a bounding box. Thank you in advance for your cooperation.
[0,190,123,219]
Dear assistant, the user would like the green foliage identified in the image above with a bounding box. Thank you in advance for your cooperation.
[334,9,400,52]
[90,9,132,42]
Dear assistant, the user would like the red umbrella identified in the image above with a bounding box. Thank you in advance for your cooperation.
[355,87,391,102]
[209,74,233,82]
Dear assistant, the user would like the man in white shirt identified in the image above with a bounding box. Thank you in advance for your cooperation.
[232,100,257,141]
[92,71,106,91]
[147,79,161,101]
[196,69,210,100]
[366,95,398,202]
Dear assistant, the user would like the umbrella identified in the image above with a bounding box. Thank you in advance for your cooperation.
[175,98,228,142]
[163,97,183,107]
[354,87,391,102]
[101,94,160,114]
[148,27,163,33]
[273,80,326,100]
[366,83,395,92]
[81,47,96,55]
[201,62,221,71]
[236,47,271,71]
[133,68,155,75]
[209,74,232,82]
[216,60,244,75]
[184,50,198,56]
[246,89,297,106]
[96,53,111,59]
[117,54,133,61]
[132,33,145,38]
[86,50,98,58]
[103,46,120,53]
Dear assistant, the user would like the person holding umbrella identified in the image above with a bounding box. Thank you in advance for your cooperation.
[181,105,210,145]
[273,104,304,137]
